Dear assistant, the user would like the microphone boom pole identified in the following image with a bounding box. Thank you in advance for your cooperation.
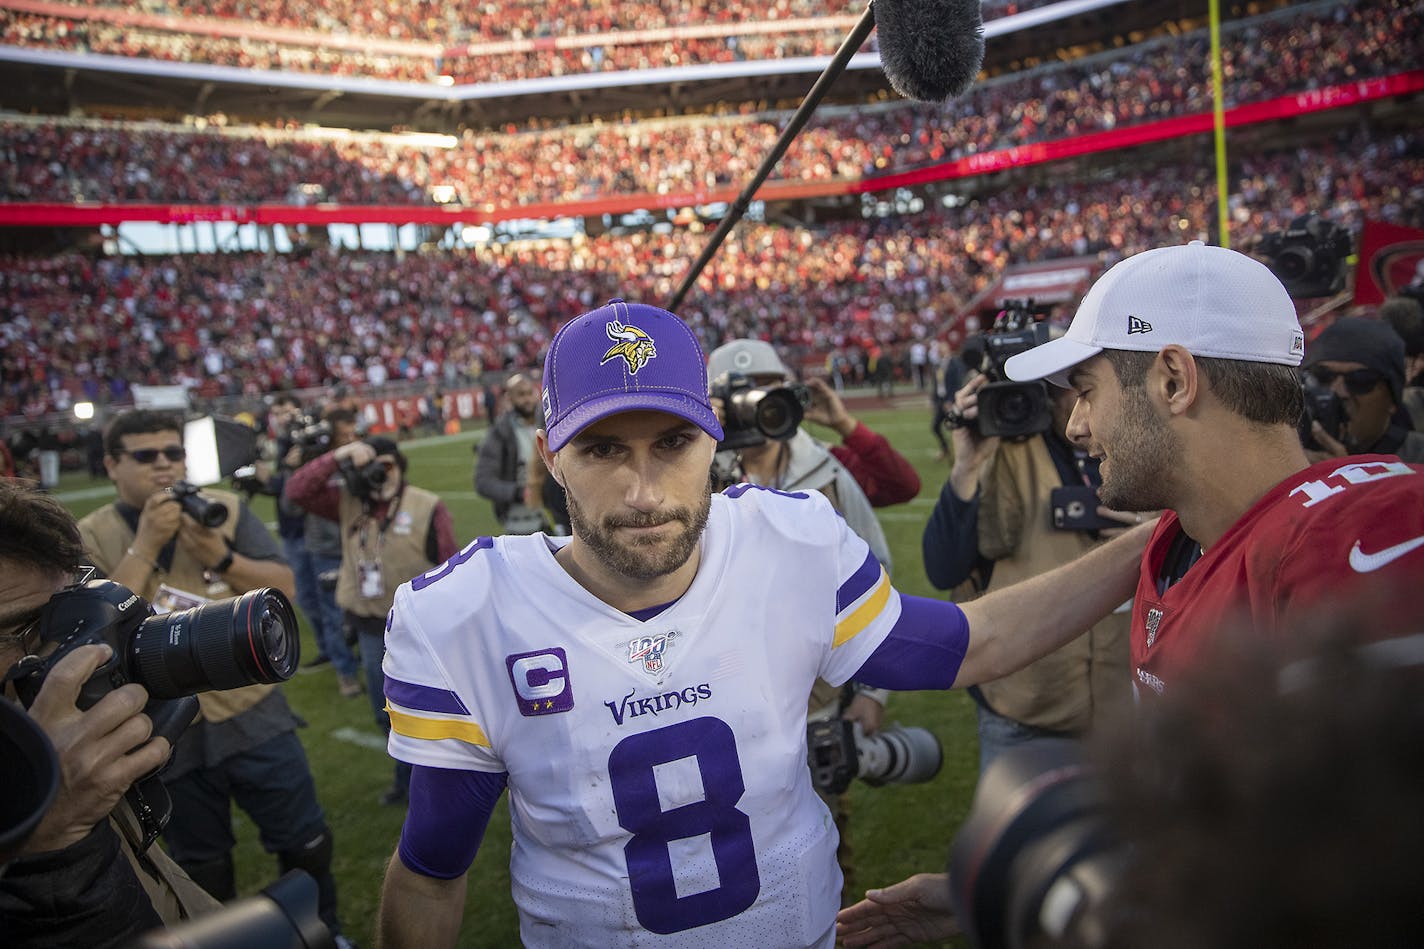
[667,2,878,312]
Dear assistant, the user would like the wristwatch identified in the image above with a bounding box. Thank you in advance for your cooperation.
[209,548,235,575]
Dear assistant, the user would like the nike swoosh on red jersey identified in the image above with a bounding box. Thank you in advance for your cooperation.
[1348,536,1424,573]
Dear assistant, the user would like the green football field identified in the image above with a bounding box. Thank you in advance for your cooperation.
[56,399,979,948]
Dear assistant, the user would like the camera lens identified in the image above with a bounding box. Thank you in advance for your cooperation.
[753,389,804,441]
[129,588,301,699]
[176,490,229,528]
[997,390,1035,426]
[1274,245,1314,282]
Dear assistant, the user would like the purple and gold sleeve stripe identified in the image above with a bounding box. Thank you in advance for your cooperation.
[834,550,894,648]
[385,676,489,748]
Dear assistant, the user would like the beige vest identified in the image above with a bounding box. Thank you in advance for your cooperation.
[336,485,440,618]
[77,491,276,723]
[965,437,1131,732]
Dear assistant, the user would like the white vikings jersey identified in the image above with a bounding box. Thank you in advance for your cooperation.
[384,485,902,948]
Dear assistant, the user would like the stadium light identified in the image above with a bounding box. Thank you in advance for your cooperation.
[74,401,95,420]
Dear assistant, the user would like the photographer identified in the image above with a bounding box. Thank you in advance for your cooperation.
[1302,316,1424,462]
[923,368,1134,771]
[708,339,916,553]
[474,372,554,535]
[285,435,457,806]
[706,337,911,899]
[74,410,350,945]
[0,479,219,948]
[269,400,362,696]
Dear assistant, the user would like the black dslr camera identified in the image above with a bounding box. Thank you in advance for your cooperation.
[337,455,389,502]
[170,480,229,528]
[710,371,812,451]
[5,578,299,849]
[1258,214,1352,299]
[950,301,1054,440]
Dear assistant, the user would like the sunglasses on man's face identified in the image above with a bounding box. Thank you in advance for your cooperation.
[1308,367,1383,396]
[114,445,186,464]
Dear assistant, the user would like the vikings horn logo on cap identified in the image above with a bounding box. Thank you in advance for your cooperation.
[601,320,657,374]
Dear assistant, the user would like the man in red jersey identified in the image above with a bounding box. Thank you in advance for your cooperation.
[839,241,1424,948]
[1002,240,1424,699]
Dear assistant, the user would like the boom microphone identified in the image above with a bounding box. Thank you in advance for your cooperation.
[875,0,986,103]
[668,0,985,311]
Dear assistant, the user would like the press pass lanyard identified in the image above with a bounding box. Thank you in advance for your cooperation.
[355,489,404,600]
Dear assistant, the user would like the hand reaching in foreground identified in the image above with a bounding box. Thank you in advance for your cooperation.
[836,872,961,948]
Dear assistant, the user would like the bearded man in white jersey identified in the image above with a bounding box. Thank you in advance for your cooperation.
[375,299,1153,948]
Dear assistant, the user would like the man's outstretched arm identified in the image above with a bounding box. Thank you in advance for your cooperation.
[955,519,1152,686]
[853,520,1154,692]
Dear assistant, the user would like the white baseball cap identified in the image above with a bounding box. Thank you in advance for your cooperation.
[1005,241,1306,387]
[706,339,791,381]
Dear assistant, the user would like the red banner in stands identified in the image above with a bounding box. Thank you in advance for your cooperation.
[1353,219,1424,308]
[0,70,1419,229]
[355,386,487,435]
[853,70,1424,192]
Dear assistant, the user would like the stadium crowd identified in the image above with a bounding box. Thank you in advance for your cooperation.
[15,0,1048,61]
[3,0,1417,208]
[4,125,1421,421]
[4,0,1407,85]
[92,0,1043,44]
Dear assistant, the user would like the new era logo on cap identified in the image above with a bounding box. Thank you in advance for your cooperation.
[1127,315,1154,335]
[541,300,724,451]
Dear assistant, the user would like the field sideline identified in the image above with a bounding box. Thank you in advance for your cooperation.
[55,401,979,948]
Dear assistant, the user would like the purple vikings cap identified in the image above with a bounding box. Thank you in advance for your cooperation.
[541,299,724,451]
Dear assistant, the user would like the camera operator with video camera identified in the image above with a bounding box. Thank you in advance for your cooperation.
[74,409,352,946]
[0,479,221,948]
[1301,316,1424,463]
[923,303,1138,772]
[706,338,928,901]
[285,434,458,807]
[268,399,362,696]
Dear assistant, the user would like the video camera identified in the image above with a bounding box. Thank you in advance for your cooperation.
[1258,214,1352,299]
[950,301,1054,440]
[710,370,812,451]
[807,717,943,795]
[288,415,334,466]
[4,577,299,849]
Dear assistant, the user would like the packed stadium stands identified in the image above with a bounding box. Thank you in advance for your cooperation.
[5,124,1421,420]
[3,0,1417,208]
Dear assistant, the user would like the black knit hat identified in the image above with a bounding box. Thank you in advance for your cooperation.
[1303,317,1406,403]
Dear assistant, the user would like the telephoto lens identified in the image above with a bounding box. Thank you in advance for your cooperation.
[130,588,301,699]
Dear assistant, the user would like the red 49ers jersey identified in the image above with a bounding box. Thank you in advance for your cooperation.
[1133,455,1424,699]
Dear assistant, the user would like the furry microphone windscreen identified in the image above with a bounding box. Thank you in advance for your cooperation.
[874,0,986,103]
